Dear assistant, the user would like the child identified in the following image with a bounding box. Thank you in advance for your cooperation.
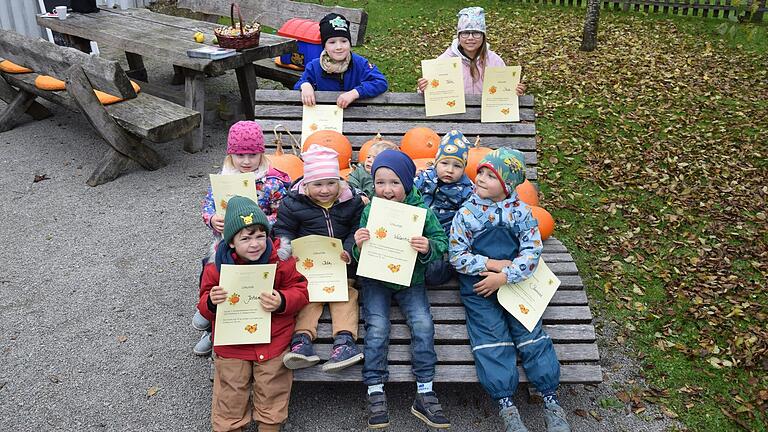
[449,148,570,432]
[273,144,366,372]
[352,150,451,429]
[417,7,526,96]
[294,13,388,108]
[415,129,474,285]
[347,139,399,204]
[197,196,309,432]
[194,121,291,356]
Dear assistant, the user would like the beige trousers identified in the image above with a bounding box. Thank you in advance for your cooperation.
[293,280,359,340]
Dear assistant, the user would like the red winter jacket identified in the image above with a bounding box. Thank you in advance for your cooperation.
[197,238,309,362]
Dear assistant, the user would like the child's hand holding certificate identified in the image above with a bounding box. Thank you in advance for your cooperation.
[497,260,560,332]
[421,57,466,117]
[214,264,276,346]
[481,65,522,123]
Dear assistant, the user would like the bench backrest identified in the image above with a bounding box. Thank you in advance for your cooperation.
[0,29,136,99]
[177,0,368,46]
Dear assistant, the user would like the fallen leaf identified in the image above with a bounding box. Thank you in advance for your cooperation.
[33,174,50,183]
[574,409,588,418]
[147,386,159,397]
[117,336,128,343]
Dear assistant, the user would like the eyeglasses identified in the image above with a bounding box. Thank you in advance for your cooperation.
[459,31,483,39]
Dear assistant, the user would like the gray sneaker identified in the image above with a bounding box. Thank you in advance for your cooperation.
[500,406,529,432]
[193,331,212,356]
[543,403,571,432]
[192,310,210,331]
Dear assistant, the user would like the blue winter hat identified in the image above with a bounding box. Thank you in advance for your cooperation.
[435,129,470,166]
[371,149,416,194]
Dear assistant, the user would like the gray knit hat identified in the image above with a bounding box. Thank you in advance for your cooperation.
[223,196,270,245]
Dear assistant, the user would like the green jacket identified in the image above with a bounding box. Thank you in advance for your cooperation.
[352,188,448,290]
[347,164,374,198]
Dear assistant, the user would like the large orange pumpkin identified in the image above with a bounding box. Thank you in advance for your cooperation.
[340,167,353,180]
[412,158,435,173]
[465,137,493,182]
[303,130,353,169]
[270,126,304,180]
[530,206,555,240]
[400,127,440,160]
[515,180,539,206]
[358,133,397,165]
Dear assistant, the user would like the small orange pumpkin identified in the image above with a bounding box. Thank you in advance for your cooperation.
[412,158,434,173]
[400,127,440,160]
[465,136,493,182]
[530,206,555,240]
[303,130,353,169]
[269,125,304,180]
[340,167,353,180]
[358,133,397,165]
[515,180,539,206]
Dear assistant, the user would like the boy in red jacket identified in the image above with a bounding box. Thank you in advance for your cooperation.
[198,196,309,432]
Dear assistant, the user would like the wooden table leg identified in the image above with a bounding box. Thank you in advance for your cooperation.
[183,69,206,153]
[0,76,51,121]
[172,66,185,85]
[235,62,258,120]
[125,52,148,82]
[0,90,37,132]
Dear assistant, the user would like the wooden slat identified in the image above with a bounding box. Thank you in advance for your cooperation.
[318,305,593,324]
[253,89,535,108]
[252,58,302,87]
[426,289,588,305]
[253,104,537,123]
[253,119,536,137]
[293,364,603,384]
[264,135,539,151]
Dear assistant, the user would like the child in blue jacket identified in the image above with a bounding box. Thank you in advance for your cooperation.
[294,13,388,108]
[449,148,571,432]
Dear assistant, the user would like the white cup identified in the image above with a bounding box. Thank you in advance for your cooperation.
[55,6,67,20]
[118,0,130,10]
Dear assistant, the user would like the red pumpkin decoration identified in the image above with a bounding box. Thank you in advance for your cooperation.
[400,127,440,160]
[530,206,555,240]
[270,126,304,180]
[465,136,492,182]
[515,180,539,206]
[303,130,353,169]
[358,133,397,165]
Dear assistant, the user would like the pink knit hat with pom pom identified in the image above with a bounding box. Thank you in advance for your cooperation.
[227,121,265,154]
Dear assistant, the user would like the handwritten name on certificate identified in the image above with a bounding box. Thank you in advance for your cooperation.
[292,235,349,302]
[481,66,522,123]
[497,260,560,332]
[214,264,276,346]
[357,198,427,286]
[301,104,343,144]
[210,172,260,217]
[421,57,466,117]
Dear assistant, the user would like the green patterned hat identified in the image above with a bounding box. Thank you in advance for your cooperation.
[223,196,270,245]
[477,147,526,195]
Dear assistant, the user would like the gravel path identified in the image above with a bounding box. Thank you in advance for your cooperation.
[0,50,681,432]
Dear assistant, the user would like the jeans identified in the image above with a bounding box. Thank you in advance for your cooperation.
[360,278,437,385]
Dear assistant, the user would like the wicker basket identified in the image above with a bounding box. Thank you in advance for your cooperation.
[214,3,261,50]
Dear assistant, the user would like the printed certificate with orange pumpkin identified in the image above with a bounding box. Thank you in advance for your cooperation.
[209,172,260,217]
[421,57,466,117]
[481,65,522,123]
[497,259,560,332]
[291,235,348,302]
[357,197,427,286]
[301,104,343,145]
[214,263,277,346]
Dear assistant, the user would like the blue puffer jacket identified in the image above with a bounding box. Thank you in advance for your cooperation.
[414,167,474,235]
[293,53,388,99]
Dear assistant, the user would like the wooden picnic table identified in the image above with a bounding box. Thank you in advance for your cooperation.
[36,6,296,153]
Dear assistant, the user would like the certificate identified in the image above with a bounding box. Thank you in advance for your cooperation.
[357,197,427,286]
[421,57,466,117]
[214,263,276,346]
[497,260,560,332]
[301,104,343,144]
[209,172,260,217]
[292,235,349,302]
[481,66,522,123]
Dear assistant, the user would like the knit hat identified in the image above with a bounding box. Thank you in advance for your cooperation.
[477,147,526,196]
[371,149,416,194]
[302,144,340,183]
[457,7,486,36]
[227,121,265,154]
[223,196,270,245]
[435,130,470,166]
[320,13,352,47]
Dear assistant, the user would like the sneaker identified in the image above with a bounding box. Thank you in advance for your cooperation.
[321,333,364,372]
[193,331,212,356]
[367,391,389,429]
[192,310,211,331]
[282,333,320,369]
[543,403,571,432]
[500,406,529,432]
[411,391,450,428]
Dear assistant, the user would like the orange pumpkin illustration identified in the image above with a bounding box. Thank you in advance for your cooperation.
[387,264,401,273]
[446,100,456,107]
[220,199,228,209]
[309,123,318,131]
[519,304,529,314]
[375,227,387,239]
[322,286,335,294]
[244,324,258,333]
[501,108,510,115]
[430,79,439,88]
[228,293,240,305]
[302,258,314,270]
[489,86,497,94]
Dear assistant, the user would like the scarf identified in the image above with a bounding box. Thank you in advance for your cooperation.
[319,50,351,74]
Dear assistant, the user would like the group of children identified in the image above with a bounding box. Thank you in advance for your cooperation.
[191,7,571,432]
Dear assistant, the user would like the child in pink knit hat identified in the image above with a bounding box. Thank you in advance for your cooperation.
[193,121,291,356]
[273,143,366,372]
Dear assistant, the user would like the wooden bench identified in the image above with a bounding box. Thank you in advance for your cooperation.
[176,0,368,88]
[0,29,200,186]
[252,90,602,386]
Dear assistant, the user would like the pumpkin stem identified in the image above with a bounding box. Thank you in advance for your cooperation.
[273,124,301,157]
[474,135,481,148]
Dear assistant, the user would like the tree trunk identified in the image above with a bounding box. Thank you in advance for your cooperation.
[580,0,601,52]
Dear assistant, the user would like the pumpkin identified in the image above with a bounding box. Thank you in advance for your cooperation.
[340,167,353,180]
[530,206,555,240]
[400,127,440,159]
[303,130,353,169]
[515,180,539,206]
[270,125,304,180]
[465,136,492,182]
[412,158,434,173]
[358,133,397,165]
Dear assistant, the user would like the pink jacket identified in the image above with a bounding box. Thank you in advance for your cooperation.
[438,39,506,95]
